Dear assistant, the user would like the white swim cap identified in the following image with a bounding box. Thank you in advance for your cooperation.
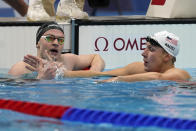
[147,31,180,57]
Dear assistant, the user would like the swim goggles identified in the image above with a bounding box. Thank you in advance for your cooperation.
[41,35,64,45]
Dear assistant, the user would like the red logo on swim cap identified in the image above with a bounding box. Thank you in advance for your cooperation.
[166,36,178,46]
[151,0,166,5]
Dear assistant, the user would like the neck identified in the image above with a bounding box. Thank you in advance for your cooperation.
[37,50,41,58]
[37,51,62,62]
[159,62,174,73]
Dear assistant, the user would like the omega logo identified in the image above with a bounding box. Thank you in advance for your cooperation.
[94,37,146,52]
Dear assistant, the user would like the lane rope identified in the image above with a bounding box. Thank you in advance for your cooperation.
[0,99,196,130]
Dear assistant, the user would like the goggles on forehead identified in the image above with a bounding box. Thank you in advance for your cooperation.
[41,35,64,45]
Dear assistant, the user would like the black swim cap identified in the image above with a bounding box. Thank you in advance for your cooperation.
[36,22,64,45]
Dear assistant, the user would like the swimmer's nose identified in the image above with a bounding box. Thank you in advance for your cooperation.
[52,39,59,46]
[142,48,148,57]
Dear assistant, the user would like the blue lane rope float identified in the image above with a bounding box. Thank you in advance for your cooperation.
[61,108,196,130]
[0,99,196,130]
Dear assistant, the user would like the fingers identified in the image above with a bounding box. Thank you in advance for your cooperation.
[48,68,57,78]
[26,54,41,62]
[23,53,64,80]
[56,63,64,68]
[25,65,36,72]
[24,56,36,68]
[45,67,57,77]
[44,50,53,61]
[37,66,57,80]
[23,53,65,80]
[96,77,119,83]
[23,55,41,68]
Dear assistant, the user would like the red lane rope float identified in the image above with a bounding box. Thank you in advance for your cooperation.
[0,99,71,119]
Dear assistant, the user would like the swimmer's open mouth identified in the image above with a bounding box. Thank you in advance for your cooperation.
[143,59,148,65]
[50,49,58,53]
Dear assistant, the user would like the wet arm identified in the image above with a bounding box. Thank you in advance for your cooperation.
[89,54,105,71]
[63,70,107,77]
[102,62,145,76]
[64,62,145,78]
[102,70,191,82]
[74,54,105,71]
[114,72,163,82]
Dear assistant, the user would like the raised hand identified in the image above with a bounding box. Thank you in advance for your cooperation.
[24,54,45,72]
[23,51,66,80]
[37,62,57,80]
[23,54,56,79]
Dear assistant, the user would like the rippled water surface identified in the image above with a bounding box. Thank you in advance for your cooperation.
[0,68,196,131]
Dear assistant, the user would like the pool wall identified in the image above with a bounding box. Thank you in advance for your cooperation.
[0,21,71,69]
[0,17,196,70]
[75,17,196,69]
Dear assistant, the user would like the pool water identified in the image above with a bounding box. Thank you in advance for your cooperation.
[0,68,196,131]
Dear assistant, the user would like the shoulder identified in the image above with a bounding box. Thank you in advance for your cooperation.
[9,61,26,69]
[164,68,191,81]
[8,61,30,76]
[61,53,78,59]
[60,53,79,70]
[62,53,77,57]
[165,68,189,75]
[61,53,79,64]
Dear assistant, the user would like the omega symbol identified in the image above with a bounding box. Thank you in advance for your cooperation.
[94,37,109,51]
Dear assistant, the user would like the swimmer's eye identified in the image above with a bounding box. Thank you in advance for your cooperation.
[147,45,155,52]
[57,38,64,45]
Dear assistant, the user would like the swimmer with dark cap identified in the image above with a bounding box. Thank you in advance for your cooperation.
[9,22,105,79]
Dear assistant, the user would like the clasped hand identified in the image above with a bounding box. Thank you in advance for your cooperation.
[23,52,65,80]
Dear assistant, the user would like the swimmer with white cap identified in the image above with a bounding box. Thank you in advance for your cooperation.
[100,30,191,82]
[51,30,191,82]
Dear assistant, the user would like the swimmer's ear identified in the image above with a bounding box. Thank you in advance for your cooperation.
[163,53,172,62]
[36,42,41,49]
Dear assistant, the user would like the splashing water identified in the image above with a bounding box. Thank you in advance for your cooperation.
[43,61,66,80]
[55,66,66,80]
